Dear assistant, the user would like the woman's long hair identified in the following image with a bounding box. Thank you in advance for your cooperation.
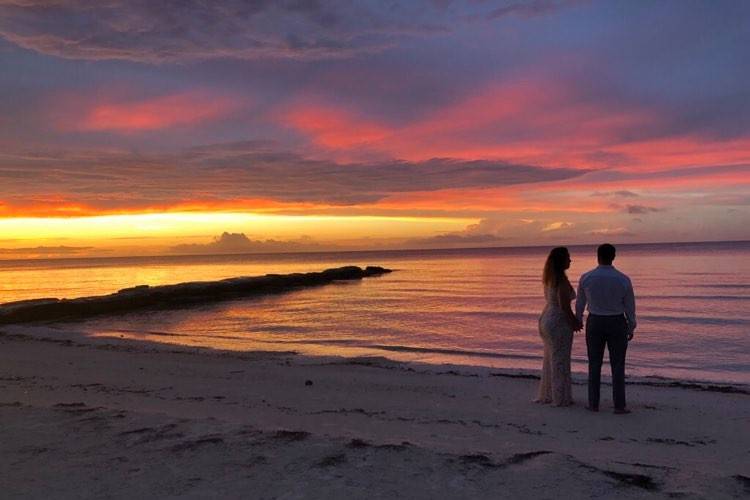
[542,246,570,289]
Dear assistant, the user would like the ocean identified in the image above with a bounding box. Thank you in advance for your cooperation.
[1,241,748,385]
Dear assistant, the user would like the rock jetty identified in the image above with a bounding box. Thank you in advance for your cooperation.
[0,265,392,325]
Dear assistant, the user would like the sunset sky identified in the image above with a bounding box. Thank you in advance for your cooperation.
[0,0,748,258]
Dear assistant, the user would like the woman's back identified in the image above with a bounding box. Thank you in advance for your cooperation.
[543,283,575,310]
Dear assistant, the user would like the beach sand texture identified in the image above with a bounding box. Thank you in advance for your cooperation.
[1,326,748,499]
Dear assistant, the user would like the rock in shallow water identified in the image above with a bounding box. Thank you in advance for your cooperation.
[0,265,392,325]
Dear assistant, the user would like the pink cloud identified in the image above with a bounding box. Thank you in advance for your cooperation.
[277,78,657,169]
[66,91,239,132]
[607,136,750,172]
[278,78,750,173]
[281,104,390,148]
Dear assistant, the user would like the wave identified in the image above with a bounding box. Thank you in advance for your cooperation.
[89,326,750,387]
[362,344,540,360]
[105,329,544,362]
[692,284,750,289]
[269,339,547,362]
[638,294,750,301]
[385,310,539,320]
[640,314,750,326]
[628,377,750,395]
[103,328,258,342]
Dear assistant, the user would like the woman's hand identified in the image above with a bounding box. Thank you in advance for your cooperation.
[558,281,582,332]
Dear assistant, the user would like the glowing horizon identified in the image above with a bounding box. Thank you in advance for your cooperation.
[0,211,479,258]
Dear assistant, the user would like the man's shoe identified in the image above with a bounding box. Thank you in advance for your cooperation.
[585,405,599,412]
[613,408,631,415]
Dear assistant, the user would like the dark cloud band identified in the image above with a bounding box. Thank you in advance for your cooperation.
[0,141,586,209]
[0,0,571,63]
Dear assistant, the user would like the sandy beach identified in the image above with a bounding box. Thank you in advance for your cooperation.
[1,325,748,499]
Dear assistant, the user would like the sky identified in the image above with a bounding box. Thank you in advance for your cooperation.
[0,0,748,258]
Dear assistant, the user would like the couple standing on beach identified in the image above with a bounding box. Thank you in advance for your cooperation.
[536,243,637,414]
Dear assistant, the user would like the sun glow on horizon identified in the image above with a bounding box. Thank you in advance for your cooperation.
[0,211,477,255]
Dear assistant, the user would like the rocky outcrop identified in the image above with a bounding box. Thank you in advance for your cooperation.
[0,265,392,325]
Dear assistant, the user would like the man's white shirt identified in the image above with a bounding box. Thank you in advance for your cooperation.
[575,265,637,332]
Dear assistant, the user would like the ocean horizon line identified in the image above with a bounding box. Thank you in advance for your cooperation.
[1,238,749,266]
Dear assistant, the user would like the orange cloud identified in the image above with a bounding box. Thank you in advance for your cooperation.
[0,197,324,218]
[542,221,574,232]
[70,91,238,132]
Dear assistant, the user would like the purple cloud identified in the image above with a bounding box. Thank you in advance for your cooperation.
[625,204,661,215]
[483,0,581,20]
[0,0,571,63]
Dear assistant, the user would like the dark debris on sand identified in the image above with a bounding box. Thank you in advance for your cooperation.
[272,430,310,442]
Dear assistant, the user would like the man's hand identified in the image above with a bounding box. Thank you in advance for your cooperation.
[627,331,634,341]
[573,319,583,332]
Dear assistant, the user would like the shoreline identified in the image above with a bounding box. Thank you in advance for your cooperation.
[5,322,750,390]
[1,326,748,498]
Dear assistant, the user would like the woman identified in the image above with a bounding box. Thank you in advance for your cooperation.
[536,247,581,406]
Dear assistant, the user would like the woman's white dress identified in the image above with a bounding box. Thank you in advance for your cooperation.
[537,285,574,405]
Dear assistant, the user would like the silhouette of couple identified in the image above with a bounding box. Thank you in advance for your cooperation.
[536,243,636,414]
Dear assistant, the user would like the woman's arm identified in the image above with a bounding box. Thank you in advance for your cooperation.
[558,284,582,331]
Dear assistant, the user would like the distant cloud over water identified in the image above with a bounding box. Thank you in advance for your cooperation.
[170,232,321,254]
[588,227,636,237]
[0,245,93,259]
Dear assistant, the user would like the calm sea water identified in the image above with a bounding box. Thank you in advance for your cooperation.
[1,241,748,384]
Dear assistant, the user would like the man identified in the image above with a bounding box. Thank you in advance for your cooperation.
[575,243,636,414]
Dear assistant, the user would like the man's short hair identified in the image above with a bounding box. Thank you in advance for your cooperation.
[598,243,616,264]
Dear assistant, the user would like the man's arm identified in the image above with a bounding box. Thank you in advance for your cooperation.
[624,277,636,339]
[575,276,586,323]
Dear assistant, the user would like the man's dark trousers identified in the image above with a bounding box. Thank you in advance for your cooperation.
[586,314,628,409]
